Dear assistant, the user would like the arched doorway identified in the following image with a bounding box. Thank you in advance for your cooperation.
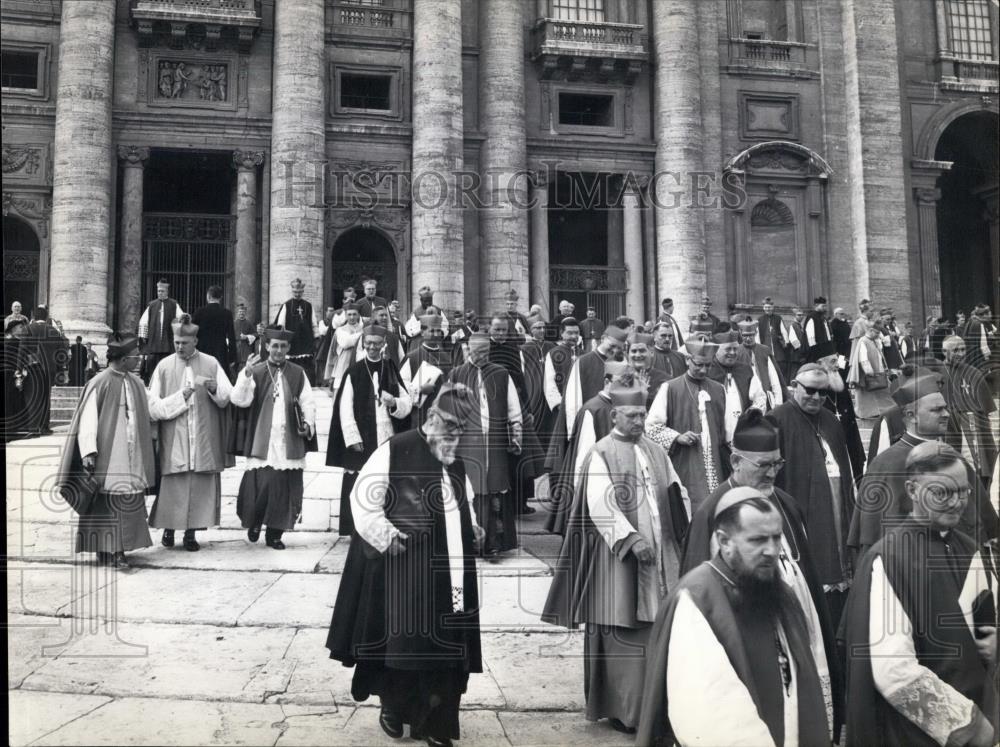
[330,227,397,306]
[3,216,41,313]
[935,111,999,317]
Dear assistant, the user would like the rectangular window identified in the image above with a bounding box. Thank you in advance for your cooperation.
[340,73,392,111]
[1,50,39,90]
[558,92,614,127]
[948,0,996,61]
[552,0,604,23]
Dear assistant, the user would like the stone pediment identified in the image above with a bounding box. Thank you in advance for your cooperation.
[725,141,832,179]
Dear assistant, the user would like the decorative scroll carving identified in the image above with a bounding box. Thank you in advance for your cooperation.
[143,214,233,241]
[3,192,52,237]
[725,141,833,179]
[2,145,42,176]
[118,145,151,166]
[232,150,265,171]
[549,265,627,291]
[326,207,410,235]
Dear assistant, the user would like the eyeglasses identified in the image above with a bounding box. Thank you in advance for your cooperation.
[796,385,830,396]
[738,455,786,472]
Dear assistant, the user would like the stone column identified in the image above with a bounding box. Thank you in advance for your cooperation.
[411,0,464,314]
[49,0,116,343]
[233,151,264,320]
[914,186,943,315]
[269,0,326,313]
[607,190,625,267]
[623,185,644,323]
[529,173,551,315]
[842,0,912,319]
[479,0,529,311]
[972,183,999,316]
[117,146,149,334]
[642,186,657,320]
[651,0,706,325]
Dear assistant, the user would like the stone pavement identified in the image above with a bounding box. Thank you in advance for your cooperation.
[7,392,634,747]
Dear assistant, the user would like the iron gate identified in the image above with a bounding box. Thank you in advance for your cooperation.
[549,265,627,322]
[142,213,234,313]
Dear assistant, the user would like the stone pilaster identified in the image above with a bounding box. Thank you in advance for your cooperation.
[233,151,264,321]
[529,173,550,316]
[973,183,999,316]
[269,0,326,313]
[117,146,150,334]
[623,185,644,323]
[411,0,465,314]
[49,0,116,343]
[478,0,529,312]
[842,0,911,318]
[911,159,952,317]
[651,0,706,325]
[642,186,657,320]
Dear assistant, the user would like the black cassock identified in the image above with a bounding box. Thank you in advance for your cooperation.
[326,429,481,742]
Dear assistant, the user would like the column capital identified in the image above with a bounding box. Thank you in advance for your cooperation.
[233,150,265,172]
[117,145,150,166]
[914,186,942,205]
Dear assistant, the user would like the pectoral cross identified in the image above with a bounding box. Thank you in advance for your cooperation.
[961,380,972,397]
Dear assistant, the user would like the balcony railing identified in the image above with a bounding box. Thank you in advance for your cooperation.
[130,0,261,50]
[726,38,816,77]
[531,18,647,82]
[938,55,999,89]
[330,3,412,37]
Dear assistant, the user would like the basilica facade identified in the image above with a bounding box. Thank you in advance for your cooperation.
[2,0,998,347]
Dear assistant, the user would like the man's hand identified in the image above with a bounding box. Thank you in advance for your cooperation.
[182,383,195,401]
[967,711,997,747]
[380,391,396,409]
[509,425,522,455]
[349,443,364,452]
[81,453,97,473]
[203,378,218,394]
[676,431,700,447]
[974,627,997,666]
[472,524,486,551]
[631,538,656,566]
[387,533,408,556]
[524,412,535,430]
[244,353,260,377]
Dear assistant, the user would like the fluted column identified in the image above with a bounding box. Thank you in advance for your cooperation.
[234,151,264,320]
[117,146,149,334]
[411,0,465,314]
[479,0,529,311]
[49,0,116,342]
[269,0,326,312]
[842,0,911,319]
[529,173,550,315]
[623,185,644,322]
[651,0,706,325]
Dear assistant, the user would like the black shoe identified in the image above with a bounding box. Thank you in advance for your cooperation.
[247,527,261,543]
[266,537,286,550]
[378,708,404,739]
[161,530,175,548]
[518,505,537,515]
[425,737,453,747]
[608,718,636,734]
[96,551,113,566]
[112,551,129,569]
[182,533,200,552]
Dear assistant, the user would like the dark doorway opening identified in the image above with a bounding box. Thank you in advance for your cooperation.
[3,216,40,314]
[330,227,397,307]
[548,171,625,322]
[140,150,235,313]
[935,111,998,318]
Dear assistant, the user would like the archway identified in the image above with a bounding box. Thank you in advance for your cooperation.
[3,216,41,313]
[330,227,397,306]
[934,111,999,317]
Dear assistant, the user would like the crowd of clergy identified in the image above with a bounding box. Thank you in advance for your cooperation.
[50,275,999,747]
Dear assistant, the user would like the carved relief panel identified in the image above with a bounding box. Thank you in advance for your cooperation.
[141,52,239,111]
[2,143,50,185]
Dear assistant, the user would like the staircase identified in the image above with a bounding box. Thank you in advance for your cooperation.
[50,386,84,429]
